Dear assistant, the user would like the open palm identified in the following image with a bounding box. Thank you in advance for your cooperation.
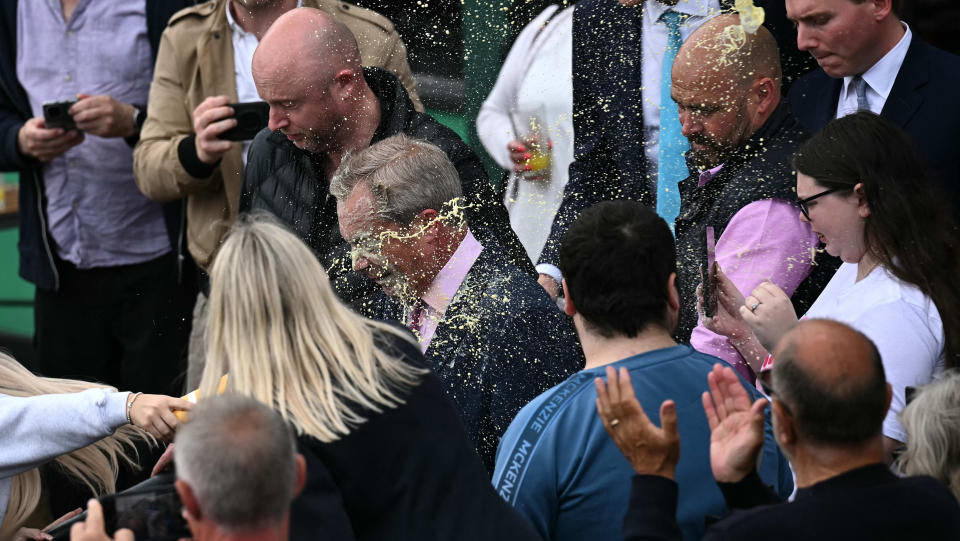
[701,364,768,483]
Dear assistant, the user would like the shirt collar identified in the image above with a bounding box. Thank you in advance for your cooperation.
[420,229,483,315]
[842,22,912,102]
[225,0,303,36]
[646,0,714,23]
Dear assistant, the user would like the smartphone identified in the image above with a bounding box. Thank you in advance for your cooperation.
[42,100,78,130]
[100,484,190,541]
[701,226,719,318]
[219,101,270,141]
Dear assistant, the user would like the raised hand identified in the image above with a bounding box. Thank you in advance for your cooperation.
[741,281,799,352]
[128,394,194,442]
[192,95,237,165]
[700,264,753,342]
[69,500,133,541]
[70,94,137,138]
[595,366,680,479]
[701,364,768,483]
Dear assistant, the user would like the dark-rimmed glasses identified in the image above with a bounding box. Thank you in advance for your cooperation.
[797,187,844,220]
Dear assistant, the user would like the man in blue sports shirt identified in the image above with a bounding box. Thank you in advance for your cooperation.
[491,200,793,540]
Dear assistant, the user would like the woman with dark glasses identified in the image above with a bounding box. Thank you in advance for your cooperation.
[703,111,960,463]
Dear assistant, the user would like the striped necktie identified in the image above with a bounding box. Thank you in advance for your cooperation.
[853,75,870,112]
[657,10,690,233]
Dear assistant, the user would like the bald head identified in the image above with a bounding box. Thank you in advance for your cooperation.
[771,319,889,446]
[253,8,361,84]
[673,13,781,92]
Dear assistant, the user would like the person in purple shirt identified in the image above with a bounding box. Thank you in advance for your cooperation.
[0,0,194,395]
[670,14,837,382]
[332,134,582,473]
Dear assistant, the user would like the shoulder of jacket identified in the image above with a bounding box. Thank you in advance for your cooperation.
[167,0,219,27]
[311,0,398,35]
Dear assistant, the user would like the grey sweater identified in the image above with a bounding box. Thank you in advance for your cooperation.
[0,389,130,526]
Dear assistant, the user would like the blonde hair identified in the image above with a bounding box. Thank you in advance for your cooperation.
[0,353,152,539]
[898,371,960,501]
[199,214,426,443]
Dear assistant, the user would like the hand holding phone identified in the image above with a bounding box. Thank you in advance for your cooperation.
[218,102,269,141]
[17,117,83,162]
[42,100,78,130]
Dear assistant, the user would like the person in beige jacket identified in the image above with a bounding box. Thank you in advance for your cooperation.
[133,0,421,390]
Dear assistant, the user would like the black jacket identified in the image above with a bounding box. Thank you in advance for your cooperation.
[673,102,838,341]
[624,465,960,540]
[370,246,583,472]
[788,37,960,212]
[538,0,816,265]
[240,67,533,308]
[291,327,543,541]
[0,0,192,290]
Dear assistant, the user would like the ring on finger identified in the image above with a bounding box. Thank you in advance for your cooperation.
[749,300,761,312]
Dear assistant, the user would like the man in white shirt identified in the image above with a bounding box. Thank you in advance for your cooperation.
[787,0,960,209]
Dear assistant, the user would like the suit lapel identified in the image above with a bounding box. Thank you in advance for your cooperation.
[817,77,842,129]
[882,39,927,129]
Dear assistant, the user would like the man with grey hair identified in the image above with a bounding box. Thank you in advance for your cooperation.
[240,8,532,314]
[173,395,306,540]
[70,395,305,541]
[334,134,582,473]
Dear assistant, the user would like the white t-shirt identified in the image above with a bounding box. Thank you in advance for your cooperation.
[803,262,945,442]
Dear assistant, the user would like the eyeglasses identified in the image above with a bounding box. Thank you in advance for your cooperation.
[796,187,845,220]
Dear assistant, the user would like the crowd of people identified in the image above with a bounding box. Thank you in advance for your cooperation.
[1,0,960,540]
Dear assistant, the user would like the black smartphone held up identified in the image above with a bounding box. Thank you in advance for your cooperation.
[219,101,270,141]
[42,100,78,130]
[701,226,719,318]
[100,483,190,541]
[46,474,188,541]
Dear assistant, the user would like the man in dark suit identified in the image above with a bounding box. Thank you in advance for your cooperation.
[598,319,960,540]
[535,0,816,298]
[332,134,582,473]
[787,0,960,207]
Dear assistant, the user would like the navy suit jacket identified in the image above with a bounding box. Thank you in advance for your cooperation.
[788,37,960,209]
[374,246,583,473]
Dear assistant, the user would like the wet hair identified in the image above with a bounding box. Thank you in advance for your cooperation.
[772,323,888,445]
[329,134,462,224]
[793,112,960,369]
[559,200,676,337]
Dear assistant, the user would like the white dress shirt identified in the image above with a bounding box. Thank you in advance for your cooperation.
[836,23,912,118]
[225,1,301,165]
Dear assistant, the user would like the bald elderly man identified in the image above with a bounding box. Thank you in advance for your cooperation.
[239,8,531,312]
[670,14,835,381]
[613,319,960,540]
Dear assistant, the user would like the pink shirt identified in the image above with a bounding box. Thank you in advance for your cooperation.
[690,170,819,380]
[406,230,484,352]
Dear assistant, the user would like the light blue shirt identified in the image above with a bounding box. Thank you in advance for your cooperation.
[16,0,170,268]
[492,345,793,541]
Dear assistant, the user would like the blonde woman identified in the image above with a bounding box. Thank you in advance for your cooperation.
[0,353,190,540]
[899,372,960,502]
[197,215,540,541]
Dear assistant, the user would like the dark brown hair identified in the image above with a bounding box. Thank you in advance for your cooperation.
[794,112,960,369]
